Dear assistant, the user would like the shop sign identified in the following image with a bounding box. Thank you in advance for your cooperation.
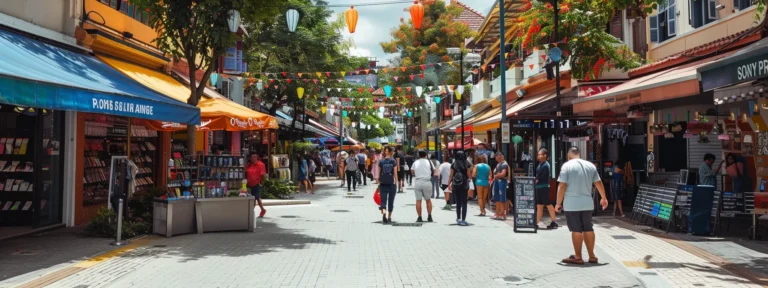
[91,97,154,117]
[701,54,768,91]
[758,131,768,156]
[579,84,618,97]
[755,192,768,215]
[230,117,267,129]
[512,120,534,128]
[501,123,510,143]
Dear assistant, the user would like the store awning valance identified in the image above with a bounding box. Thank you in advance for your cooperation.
[414,141,445,150]
[309,119,340,137]
[99,55,276,131]
[0,28,199,124]
[432,98,499,133]
[463,90,560,133]
[573,50,737,114]
[275,112,334,137]
[699,37,768,92]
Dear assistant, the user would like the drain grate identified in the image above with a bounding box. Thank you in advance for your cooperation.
[11,250,43,256]
[638,272,658,276]
[331,209,350,213]
[495,275,532,285]
[73,285,89,288]
[392,223,423,227]
[612,235,637,240]
[280,215,299,218]
[153,245,167,248]
[344,195,365,198]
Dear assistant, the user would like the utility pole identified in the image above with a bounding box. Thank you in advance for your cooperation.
[499,0,508,161]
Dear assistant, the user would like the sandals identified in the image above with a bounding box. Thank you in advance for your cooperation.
[561,255,585,265]
[588,257,598,264]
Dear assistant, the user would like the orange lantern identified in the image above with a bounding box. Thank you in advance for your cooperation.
[345,6,358,33]
[410,1,424,29]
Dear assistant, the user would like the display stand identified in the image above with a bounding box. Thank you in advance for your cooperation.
[195,197,255,233]
[271,154,291,182]
[513,177,537,233]
[631,184,678,232]
[674,185,721,235]
[153,198,196,237]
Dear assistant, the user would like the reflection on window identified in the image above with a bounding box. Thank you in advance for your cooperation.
[98,0,150,26]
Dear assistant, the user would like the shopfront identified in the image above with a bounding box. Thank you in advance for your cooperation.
[0,28,200,236]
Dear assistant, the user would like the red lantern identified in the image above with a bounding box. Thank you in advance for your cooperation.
[410,1,424,29]
[346,6,358,33]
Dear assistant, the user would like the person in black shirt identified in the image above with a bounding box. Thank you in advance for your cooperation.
[405,152,415,186]
[394,147,405,193]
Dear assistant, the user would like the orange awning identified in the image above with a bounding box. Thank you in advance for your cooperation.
[98,55,277,131]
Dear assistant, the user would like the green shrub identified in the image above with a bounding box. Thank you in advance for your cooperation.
[261,178,296,199]
[85,207,151,239]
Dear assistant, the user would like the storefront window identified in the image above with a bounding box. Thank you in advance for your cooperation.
[83,114,129,206]
[39,111,64,226]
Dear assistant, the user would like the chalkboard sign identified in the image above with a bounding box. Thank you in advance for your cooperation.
[513,176,537,233]
[720,192,745,217]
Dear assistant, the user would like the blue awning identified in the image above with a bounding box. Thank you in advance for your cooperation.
[0,29,200,124]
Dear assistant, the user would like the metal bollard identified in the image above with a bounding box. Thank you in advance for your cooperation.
[110,198,128,246]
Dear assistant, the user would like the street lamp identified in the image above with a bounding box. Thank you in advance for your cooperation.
[447,47,481,151]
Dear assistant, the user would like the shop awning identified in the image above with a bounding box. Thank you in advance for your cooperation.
[0,28,199,124]
[466,90,560,132]
[699,37,768,92]
[275,112,337,137]
[99,56,276,131]
[309,119,341,137]
[573,50,738,114]
[433,98,500,133]
[414,141,445,150]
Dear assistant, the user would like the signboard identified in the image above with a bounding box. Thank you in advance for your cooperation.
[501,123,510,144]
[630,184,679,231]
[513,177,537,233]
[699,44,768,91]
[755,192,768,215]
[719,191,745,217]
[579,84,618,98]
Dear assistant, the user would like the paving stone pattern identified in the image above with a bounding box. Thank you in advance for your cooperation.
[45,180,642,288]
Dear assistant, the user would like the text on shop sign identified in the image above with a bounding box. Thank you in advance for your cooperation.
[230,117,265,129]
[737,59,768,81]
[92,98,154,116]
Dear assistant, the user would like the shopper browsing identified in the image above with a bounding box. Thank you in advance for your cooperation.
[473,155,491,216]
[492,153,509,220]
[556,147,608,265]
[411,150,434,222]
[246,153,267,218]
[378,146,399,224]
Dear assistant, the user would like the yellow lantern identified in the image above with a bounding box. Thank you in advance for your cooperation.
[297,87,305,99]
[321,106,327,114]
[345,6,358,33]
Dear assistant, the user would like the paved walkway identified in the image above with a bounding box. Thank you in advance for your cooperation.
[3,180,766,287]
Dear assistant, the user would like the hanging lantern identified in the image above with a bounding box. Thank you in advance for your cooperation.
[352,121,357,127]
[321,106,327,114]
[434,96,441,104]
[345,6,358,33]
[415,86,423,97]
[410,1,424,29]
[227,10,241,33]
[407,110,413,117]
[456,85,465,100]
[384,85,392,98]
[376,123,380,128]
[286,9,300,32]
[297,87,305,99]
[379,106,385,112]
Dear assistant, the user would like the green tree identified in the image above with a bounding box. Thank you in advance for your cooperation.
[133,0,284,153]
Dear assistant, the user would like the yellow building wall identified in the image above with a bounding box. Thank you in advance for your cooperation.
[83,0,159,47]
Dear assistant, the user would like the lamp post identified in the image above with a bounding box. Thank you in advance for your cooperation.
[498,0,508,168]
[434,95,442,161]
[447,47,481,152]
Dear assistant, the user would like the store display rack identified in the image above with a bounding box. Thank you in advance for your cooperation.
[0,127,36,225]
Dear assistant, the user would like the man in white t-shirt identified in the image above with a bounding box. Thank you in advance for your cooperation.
[411,150,434,222]
[438,155,453,210]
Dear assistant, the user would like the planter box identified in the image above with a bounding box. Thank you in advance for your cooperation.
[153,199,197,237]
[195,197,255,234]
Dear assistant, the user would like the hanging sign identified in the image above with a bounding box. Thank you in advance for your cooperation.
[501,123,510,144]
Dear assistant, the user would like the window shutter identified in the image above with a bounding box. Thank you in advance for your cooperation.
[221,80,231,99]
[610,11,623,40]
[667,3,677,36]
[707,0,718,20]
[649,15,659,42]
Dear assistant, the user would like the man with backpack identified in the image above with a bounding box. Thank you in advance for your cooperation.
[448,151,472,226]
[411,150,434,222]
[378,146,399,224]
[345,150,359,192]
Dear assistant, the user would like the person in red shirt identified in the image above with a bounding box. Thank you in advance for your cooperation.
[247,152,267,217]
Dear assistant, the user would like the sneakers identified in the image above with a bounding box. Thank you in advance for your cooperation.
[259,209,266,218]
[416,216,423,223]
[459,220,469,226]
[547,222,559,229]
[538,221,547,229]
[382,215,388,224]
[427,215,433,222]
[443,204,452,210]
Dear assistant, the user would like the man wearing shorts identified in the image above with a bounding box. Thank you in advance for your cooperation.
[411,150,434,222]
[438,156,453,210]
[492,153,509,220]
[536,148,558,229]
[556,147,608,265]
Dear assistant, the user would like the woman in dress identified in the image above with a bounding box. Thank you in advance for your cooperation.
[473,155,491,216]
[372,149,382,184]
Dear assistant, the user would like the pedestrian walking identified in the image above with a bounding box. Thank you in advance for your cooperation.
[556,147,608,265]
[372,149,382,184]
[297,155,311,193]
[411,150,434,222]
[338,151,348,187]
[394,147,405,193]
[448,151,471,226]
[345,150,359,192]
[405,152,415,186]
[246,152,267,217]
[357,150,368,186]
[610,159,626,217]
[492,152,509,220]
[535,148,558,229]
[429,154,440,199]
[438,155,452,210]
[378,146,398,224]
[473,155,491,216]
[305,154,316,194]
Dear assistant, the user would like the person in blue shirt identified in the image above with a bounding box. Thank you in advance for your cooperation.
[472,155,491,216]
[610,160,626,217]
[536,148,558,229]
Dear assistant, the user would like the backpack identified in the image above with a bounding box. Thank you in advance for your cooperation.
[452,161,468,188]
[379,158,396,184]
[345,157,358,170]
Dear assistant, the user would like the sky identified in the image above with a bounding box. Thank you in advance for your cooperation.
[328,0,498,66]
